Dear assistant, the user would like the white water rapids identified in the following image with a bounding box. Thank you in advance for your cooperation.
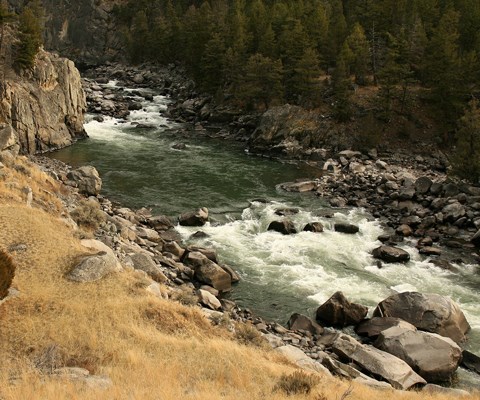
[51,80,480,387]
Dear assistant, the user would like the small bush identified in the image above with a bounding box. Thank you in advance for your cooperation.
[273,370,319,396]
[171,286,198,307]
[0,249,15,299]
[70,199,106,230]
[234,322,268,348]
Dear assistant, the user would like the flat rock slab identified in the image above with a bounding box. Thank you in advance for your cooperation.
[356,317,415,338]
[375,325,462,382]
[332,334,426,390]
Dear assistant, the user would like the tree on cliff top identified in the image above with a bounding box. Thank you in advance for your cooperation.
[13,0,44,72]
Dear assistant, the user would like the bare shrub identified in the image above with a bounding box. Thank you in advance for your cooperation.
[234,322,268,348]
[273,370,319,395]
[70,199,106,230]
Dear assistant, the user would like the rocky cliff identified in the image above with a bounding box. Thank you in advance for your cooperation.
[0,50,87,154]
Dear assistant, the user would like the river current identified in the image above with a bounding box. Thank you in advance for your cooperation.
[51,82,480,387]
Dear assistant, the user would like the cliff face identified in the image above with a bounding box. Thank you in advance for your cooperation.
[43,0,122,66]
[0,50,87,154]
[8,0,123,66]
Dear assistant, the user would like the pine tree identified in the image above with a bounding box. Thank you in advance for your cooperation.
[423,8,462,124]
[238,53,283,109]
[13,1,43,71]
[200,32,226,93]
[451,99,480,183]
[345,23,370,85]
[292,47,321,107]
[332,54,352,121]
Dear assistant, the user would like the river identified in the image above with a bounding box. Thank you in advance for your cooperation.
[50,82,480,388]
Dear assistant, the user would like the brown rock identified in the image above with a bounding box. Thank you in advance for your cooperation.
[0,250,15,300]
[316,291,368,327]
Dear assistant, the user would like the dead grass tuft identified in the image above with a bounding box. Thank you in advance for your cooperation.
[0,249,15,299]
[274,370,319,395]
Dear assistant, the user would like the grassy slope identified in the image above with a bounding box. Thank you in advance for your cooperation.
[0,157,476,400]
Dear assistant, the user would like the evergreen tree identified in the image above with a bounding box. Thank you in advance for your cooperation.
[238,53,283,109]
[344,23,370,85]
[452,99,480,183]
[292,47,321,107]
[332,55,352,121]
[200,32,226,93]
[423,8,462,124]
[13,1,43,71]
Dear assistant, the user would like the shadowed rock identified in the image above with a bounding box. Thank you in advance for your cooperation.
[372,245,410,263]
[316,291,368,327]
[267,220,297,235]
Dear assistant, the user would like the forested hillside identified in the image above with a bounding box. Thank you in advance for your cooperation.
[114,0,478,117]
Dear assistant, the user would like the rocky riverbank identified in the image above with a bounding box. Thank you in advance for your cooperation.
[4,61,478,395]
[14,153,473,396]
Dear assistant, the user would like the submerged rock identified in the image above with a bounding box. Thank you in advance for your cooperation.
[267,220,297,235]
[303,222,324,233]
[334,223,359,234]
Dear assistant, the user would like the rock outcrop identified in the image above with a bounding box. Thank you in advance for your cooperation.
[0,50,86,154]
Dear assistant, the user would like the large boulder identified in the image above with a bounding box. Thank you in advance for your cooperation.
[67,251,120,282]
[287,313,324,335]
[316,291,368,327]
[179,207,209,227]
[267,220,297,235]
[331,333,426,390]
[462,350,480,374]
[334,223,359,234]
[442,202,466,223]
[130,253,167,283]
[67,166,102,196]
[373,292,471,343]
[372,245,410,263]
[184,251,232,292]
[375,325,462,382]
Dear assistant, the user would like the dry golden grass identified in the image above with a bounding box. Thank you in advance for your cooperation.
[0,161,478,400]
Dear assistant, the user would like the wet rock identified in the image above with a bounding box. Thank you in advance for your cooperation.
[315,291,368,328]
[356,317,415,339]
[418,246,442,256]
[334,223,359,234]
[267,220,297,235]
[179,207,209,226]
[303,222,324,233]
[375,325,462,382]
[274,207,299,216]
[147,215,174,231]
[220,264,240,283]
[373,292,471,344]
[461,350,480,374]
[172,143,187,150]
[287,313,324,335]
[331,333,426,390]
[396,224,413,237]
[471,230,480,248]
[372,245,410,263]
[67,166,102,196]
[185,252,232,292]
